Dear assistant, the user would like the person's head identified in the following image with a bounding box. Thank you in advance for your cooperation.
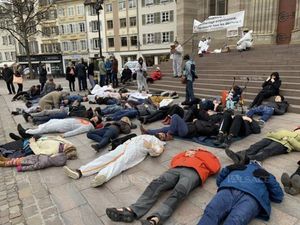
[183,54,190,61]
[90,115,102,127]
[124,65,129,69]
[232,85,240,93]
[271,72,280,80]
[174,41,179,46]
[3,64,7,68]
[294,126,300,133]
[201,36,206,41]
[42,64,46,69]
[48,78,54,83]
[81,58,85,64]
[63,143,77,160]
[156,67,160,71]
[275,95,284,102]
[154,132,173,141]
[243,28,249,34]
[138,57,143,64]
[82,96,88,102]
[120,116,132,126]
[63,99,70,105]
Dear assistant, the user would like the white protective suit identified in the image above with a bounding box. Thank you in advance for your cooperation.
[198,39,210,54]
[26,118,94,137]
[79,135,165,182]
[237,30,253,51]
[135,62,148,92]
[87,85,114,102]
[172,44,183,77]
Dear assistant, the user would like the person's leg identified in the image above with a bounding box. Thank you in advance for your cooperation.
[69,81,72,91]
[32,115,52,125]
[167,105,184,118]
[96,127,119,149]
[142,77,149,92]
[176,58,182,77]
[71,80,75,91]
[10,81,16,94]
[229,115,244,137]
[187,80,195,101]
[250,91,264,108]
[111,109,138,121]
[41,82,45,92]
[6,81,12,94]
[83,76,88,90]
[145,111,165,123]
[185,82,190,102]
[223,190,261,225]
[86,128,107,143]
[197,189,233,225]
[78,77,82,91]
[260,106,274,122]
[253,141,288,161]
[150,168,201,223]
[130,168,180,218]
[136,75,142,92]
[172,59,177,77]
[168,114,189,137]
[246,105,263,118]
[219,111,233,134]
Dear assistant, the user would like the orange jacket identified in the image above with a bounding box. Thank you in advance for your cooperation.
[150,71,162,80]
[170,149,221,183]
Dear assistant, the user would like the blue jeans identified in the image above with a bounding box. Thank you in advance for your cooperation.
[109,109,138,121]
[147,114,189,137]
[198,188,261,225]
[100,75,106,87]
[111,73,118,87]
[102,105,124,115]
[185,80,195,102]
[33,112,68,125]
[87,126,119,149]
[246,105,274,122]
[106,98,119,105]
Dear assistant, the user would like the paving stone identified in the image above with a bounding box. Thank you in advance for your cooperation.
[37,196,54,210]
[45,216,64,225]
[23,205,38,219]
[61,204,103,225]
[8,200,21,207]
[10,215,25,225]
[42,206,58,220]
[25,215,43,225]
[9,205,21,219]
[49,183,86,213]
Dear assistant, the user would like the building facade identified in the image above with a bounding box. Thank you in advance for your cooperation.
[0,31,16,68]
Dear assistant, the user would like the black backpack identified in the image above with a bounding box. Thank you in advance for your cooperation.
[110,133,137,151]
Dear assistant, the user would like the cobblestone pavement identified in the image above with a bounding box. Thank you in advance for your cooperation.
[0,78,300,225]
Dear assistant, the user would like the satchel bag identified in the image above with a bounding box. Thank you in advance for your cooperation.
[13,75,23,84]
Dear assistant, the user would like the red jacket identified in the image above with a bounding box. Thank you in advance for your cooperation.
[171,149,221,183]
[150,71,162,81]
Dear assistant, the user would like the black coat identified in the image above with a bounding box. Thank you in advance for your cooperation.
[66,66,76,82]
[75,63,87,77]
[2,67,14,82]
[262,79,281,94]
[39,68,47,83]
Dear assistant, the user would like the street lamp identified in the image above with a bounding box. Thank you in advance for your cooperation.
[94,0,103,58]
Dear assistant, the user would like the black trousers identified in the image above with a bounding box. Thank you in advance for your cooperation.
[6,81,15,94]
[220,112,245,137]
[250,90,276,107]
[78,76,87,91]
[17,84,23,93]
[167,105,184,118]
[69,80,75,91]
[238,138,288,161]
[106,71,112,85]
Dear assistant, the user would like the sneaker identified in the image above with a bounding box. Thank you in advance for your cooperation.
[63,166,80,180]
[17,124,32,139]
[258,119,265,127]
[90,175,107,187]
[281,173,291,188]
[221,135,233,148]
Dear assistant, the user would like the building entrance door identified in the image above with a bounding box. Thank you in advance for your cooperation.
[276,0,296,44]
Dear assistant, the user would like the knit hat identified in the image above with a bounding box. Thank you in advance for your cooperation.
[63,143,77,160]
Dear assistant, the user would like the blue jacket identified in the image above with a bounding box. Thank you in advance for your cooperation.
[183,60,196,81]
[217,162,283,221]
[105,61,112,71]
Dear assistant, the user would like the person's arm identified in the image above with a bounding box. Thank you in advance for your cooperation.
[248,119,261,134]
[271,79,281,90]
[287,136,300,151]
[63,125,93,137]
[274,102,289,115]
[216,167,230,187]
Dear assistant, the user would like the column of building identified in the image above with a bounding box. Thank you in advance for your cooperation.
[291,0,300,43]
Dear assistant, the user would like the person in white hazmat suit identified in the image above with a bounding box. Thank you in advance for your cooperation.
[237,29,253,51]
[63,134,166,187]
[170,41,183,77]
[135,57,149,93]
[198,37,211,56]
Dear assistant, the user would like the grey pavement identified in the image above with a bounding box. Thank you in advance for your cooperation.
[0,78,300,225]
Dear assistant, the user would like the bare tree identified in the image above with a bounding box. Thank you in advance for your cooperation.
[0,0,53,77]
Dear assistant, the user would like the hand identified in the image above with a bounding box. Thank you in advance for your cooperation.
[242,116,252,122]
[253,168,270,182]
[226,164,246,171]
[282,136,288,141]
[271,78,275,82]
[29,137,36,143]
[266,77,271,81]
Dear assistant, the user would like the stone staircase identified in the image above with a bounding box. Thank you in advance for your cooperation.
[148,44,300,113]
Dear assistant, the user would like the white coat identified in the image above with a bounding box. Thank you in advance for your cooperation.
[79,135,166,182]
[135,62,148,92]
[237,30,253,50]
[172,44,183,77]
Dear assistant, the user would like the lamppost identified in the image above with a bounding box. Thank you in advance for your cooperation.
[94,0,103,58]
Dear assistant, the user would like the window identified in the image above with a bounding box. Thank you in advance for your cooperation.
[80,40,87,50]
[2,36,8,45]
[162,32,170,43]
[69,24,74,33]
[91,21,99,32]
[130,17,136,26]
[146,14,154,24]
[58,8,65,17]
[119,0,126,10]
[76,5,84,15]
[5,52,10,60]
[106,3,112,12]
[60,25,65,34]
[53,43,60,52]
[130,36,137,46]
[93,38,100,49]
[120,18,126,28]
[121,37,127,47]
[8,35,13,45]
[89,5,97,16]
[145,0,154,5]
[210,0,227,16]
[79,23,85,32]
[68,7,74,16]
[161,11,169,22]
[107,20,113,29]
[11,52,16,60]
[0,53,2,61]
[128,0,136,8]
[71,41,77,51]
[108,38,114,47]
[147,33,154,44]
[62,42,68,51]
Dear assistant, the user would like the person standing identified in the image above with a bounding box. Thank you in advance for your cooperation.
[105,58,112,85]
[171,41,183,78]
[111,56,118,88]
[99,57,106,87]
[88,61,95,89]
[75,59,87,91]
[39,64,47,92]
[182,54,196,105]
[66,63,76,92]
[2,64,16,94]
[135,57,148,93]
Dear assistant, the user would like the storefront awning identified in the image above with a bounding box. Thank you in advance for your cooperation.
[18,60,61,64]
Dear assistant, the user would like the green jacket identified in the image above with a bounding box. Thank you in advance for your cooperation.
[99,60,106,75]
[266,129,300,152]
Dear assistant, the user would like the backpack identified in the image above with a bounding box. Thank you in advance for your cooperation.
[110,133,137,151]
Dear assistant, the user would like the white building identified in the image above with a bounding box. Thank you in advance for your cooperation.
[0,31,17,68]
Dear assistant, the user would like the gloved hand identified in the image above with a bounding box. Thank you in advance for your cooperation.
[226,164,246,172]
[253,168,270,182]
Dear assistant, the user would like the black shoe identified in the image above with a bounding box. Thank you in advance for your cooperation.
[225,148,240,164]
[220,135,233,148]
[22,112,30,122]
[17,124,32,139]
[11,111,19,116]
[91,144,101,152]
[9,133,22,141]
[213,133,225,146]
[106,207,135,223]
